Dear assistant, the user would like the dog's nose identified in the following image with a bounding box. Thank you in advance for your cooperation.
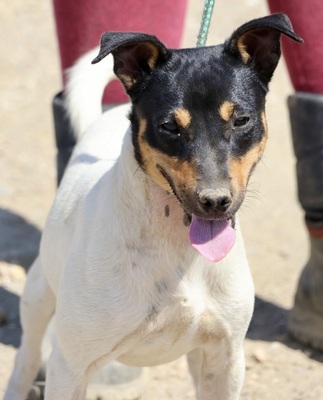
[198,188,232,212]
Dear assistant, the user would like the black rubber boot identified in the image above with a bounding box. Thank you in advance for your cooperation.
[27,94,147,399]
[287,92,323,351]
[53,93,120,185]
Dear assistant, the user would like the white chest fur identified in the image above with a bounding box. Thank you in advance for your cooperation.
[116,271,231,367]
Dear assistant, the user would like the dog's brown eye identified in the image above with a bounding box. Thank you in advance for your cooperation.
[234,116,250,127]
[161,121,180,135]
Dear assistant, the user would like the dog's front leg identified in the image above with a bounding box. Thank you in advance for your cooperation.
[44,346,89,400]
[187,342,245,400]
[4,257,55,400]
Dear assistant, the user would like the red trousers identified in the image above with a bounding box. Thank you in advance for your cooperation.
[267,0,323,94]
[53,1,323,101]
[53,0,187,103]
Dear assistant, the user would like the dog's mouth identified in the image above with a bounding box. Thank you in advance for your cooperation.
[156,164,237,263]
[188,215,236,263]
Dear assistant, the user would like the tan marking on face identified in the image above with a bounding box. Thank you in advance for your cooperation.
[237,35,252,64]
[229,113,268,193]
[138,118,197,193]
[174,108,192,128]
[168,158,197,192]
[138,118,171,191]
[218,101,235,122]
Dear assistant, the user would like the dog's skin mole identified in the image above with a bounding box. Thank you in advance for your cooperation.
[183,213,191,227]
[164,204,170,217]
[147,304,158,320]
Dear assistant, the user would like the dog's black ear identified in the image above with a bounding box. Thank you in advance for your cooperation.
[224,14,303,84]
[92,32,171,93]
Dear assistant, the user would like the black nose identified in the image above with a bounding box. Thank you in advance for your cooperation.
[198,188,233,212]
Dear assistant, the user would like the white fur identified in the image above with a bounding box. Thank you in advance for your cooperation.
[65,47,115,136]
[5,48,254,400]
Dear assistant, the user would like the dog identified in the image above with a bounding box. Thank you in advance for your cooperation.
[5,14,302,400]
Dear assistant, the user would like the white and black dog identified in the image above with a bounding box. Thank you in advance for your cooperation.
[5,14,301,400]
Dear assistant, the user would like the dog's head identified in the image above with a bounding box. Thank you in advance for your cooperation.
[93,14,302,261]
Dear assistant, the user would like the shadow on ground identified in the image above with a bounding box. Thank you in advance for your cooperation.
[0,287,21,347]
[0,208,41,270]
[0,208,41,347]
[248,296,323,363]
[248,296,288,342]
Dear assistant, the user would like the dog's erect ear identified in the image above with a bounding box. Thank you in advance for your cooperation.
[92,32,170,93]
[224,14,303,84]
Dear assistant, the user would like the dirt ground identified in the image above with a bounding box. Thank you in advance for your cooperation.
[1,0,323,399]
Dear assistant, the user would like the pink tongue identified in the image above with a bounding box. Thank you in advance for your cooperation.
[189,216,236,263]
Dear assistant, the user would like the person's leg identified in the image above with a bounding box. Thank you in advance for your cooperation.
[53,0,187,104]
[268,0,323,350]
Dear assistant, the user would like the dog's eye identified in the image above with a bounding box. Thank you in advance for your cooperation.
[234,116,250,127]
[160,121,180,135]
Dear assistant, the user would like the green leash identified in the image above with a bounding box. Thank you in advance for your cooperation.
[196,0,216,47]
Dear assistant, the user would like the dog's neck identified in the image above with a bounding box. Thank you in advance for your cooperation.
[113,130,196,262]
